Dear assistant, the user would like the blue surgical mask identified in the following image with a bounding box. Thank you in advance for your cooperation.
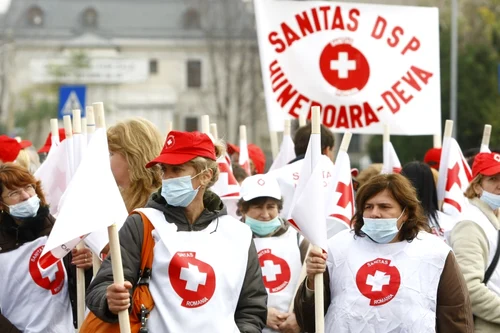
[161,170,205,207]
[480,190,500,210]
[245,215,282,236]
[361,208,406,244]
[9,195,40,218]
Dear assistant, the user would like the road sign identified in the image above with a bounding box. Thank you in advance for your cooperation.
[58,85,86,119]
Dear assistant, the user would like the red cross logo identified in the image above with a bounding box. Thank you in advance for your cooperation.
[165,135,175,149]
[29,246,65,295]
[258,249,291,293]
[257,178,266,186]
[356,258,401,306]
[319,40,370,93]
[169,251,216,308]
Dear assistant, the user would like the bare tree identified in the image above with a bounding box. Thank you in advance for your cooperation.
[196,0,263,144]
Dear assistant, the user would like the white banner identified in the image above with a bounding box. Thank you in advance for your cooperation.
[30,58,148,84]
[254,0,441,135]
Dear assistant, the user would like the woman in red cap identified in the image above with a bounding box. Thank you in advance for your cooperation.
[0,163,92,333]
[450,152,500,332]
[86,130,267,332]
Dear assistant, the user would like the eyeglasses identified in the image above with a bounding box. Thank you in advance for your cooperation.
[2,184,36,200]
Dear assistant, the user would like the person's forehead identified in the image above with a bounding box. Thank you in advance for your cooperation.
[366,190,396,204]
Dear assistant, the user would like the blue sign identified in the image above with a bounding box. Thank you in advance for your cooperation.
[58,85,86,119]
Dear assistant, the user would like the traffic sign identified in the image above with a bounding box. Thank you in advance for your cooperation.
[58,85,86,119]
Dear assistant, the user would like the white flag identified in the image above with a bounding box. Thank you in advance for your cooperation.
[212,155,240,197]
[39,128,127,268]
[34,139,72,216]
[269,134,296,172]
[287,133,327,251]
[437,137,472,216]
[325,150,355,237]
[381,141,402,174]
[239,139,251,176]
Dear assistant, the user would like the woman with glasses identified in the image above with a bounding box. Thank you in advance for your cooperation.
[86,131,267,332]
[0,163,92,333]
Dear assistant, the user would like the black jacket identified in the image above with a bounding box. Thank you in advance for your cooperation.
[0,207,92,332]
[86,189,268,332]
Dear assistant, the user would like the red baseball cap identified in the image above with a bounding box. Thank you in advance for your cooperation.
[226,143,266,174]
[472,152,500,178]
[146,131,216,168]
[424,148,442,170]
[20,140,32,149]
[0,135,22,162]
[38,129,66,153]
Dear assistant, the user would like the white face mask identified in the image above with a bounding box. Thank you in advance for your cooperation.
[480,190,500,210]
[8,195,40,218]
[361,208,406,244]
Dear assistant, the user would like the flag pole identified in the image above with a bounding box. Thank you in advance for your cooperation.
[93,102,131,333]
[270,130,279,159]
[166,120,173,137]
[201,115,210,134]
[311,106,325,333]
[438,120,454,210]
[481,124,492,151]
[210,123,218,140]
[299,113,307,127]
[72,109,86,331]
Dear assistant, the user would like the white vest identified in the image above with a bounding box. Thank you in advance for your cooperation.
[460,200,500,296]
[254,228,302,333]
[0,236,73,333]
[136,208,252,333]
[325,230,450,333]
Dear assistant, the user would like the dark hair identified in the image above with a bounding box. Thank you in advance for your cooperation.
[400,161,439,224]
[293,124,334,156]
[351,173,430,241]
[237,196,283,216]
[232,163,249,183]
[0,163,48,210]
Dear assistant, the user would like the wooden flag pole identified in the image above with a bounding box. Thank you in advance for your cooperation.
[311,106,325,333]
[270,131,279,159]
[439,120,454,210]
[284,119,291,137]
[86,106,95,134]
[299,113,307,127]
[482,124,492,150]
[201,115,210,134]
[50,118,59,138]
[210,123,218,140]
[72,109,86,330]
[93,102,131,333]
[81,117,87,135]
[63,115,73,139]
[433,132,442,149]
[383,124,390,144]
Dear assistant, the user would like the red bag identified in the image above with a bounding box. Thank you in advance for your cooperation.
[80,211,155,333]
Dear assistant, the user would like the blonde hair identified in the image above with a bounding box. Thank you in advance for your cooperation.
[187,139,226,188]
[107,118,164,212]
[464,174,483,199]
[356,163,383,187]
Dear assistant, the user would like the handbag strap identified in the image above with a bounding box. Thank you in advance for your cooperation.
[484,229,500,284]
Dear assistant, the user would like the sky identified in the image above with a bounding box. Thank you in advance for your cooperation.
[0,0,10,13]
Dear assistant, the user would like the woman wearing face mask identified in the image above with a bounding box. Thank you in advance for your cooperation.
[0,163,92,333]
[86,130,267,332]
[450,152,500,332]
[294,173,473,333]
[238,174,308,333]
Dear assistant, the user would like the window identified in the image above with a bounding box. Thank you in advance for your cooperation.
[149,59,158,74]
[27,6,44,27]
[185,117,198,132]
[82,8,98,28]
[182,8,201,30]
[187,60,202,88]
[350,134,361,153]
